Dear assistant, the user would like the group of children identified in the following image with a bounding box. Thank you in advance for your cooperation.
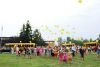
[58,49,72,64]
[14,45,73,63]
[11,44,100,64]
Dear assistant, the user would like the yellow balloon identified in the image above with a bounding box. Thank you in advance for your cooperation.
[66,32,70,34]
[60,29,65,34]
[54,37,58,41]
[61,31,64,35]
[79,0,82,3]
[54,25,59,28]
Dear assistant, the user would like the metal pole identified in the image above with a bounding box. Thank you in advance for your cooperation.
[0,25,3,48]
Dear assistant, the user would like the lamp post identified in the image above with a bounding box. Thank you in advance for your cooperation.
[0,25,3,48]
[29,41,32,47]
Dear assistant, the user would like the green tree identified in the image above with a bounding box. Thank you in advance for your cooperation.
[97,34,100,43]
[74,40,83,46]
[67,37,71,43]
[19,20,32,43]
[83,39,89,43]
[57,37,62,45]
[32,29,46,46]
[89,38,93,42]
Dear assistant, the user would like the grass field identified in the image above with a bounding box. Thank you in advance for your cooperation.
[0,53,100,67]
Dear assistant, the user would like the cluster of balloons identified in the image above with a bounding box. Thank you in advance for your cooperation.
[37,25,77,41]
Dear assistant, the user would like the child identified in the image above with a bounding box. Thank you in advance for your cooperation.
[26,47,32,59]
[16,46,19,56]
[58,50,63,64]
[67,52,72,64]
[79,46,85,60]
[63,50,67,63]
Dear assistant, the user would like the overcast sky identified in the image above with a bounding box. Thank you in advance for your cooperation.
[0,0,100,40]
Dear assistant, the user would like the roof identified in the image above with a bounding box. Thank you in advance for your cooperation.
[84,42,98,45]
[62,43,75,46]
[5,43,35,45]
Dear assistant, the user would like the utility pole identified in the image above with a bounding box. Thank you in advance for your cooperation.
[0,25,3,48]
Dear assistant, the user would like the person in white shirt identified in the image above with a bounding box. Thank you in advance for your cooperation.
[71,45,76,57]
[11,47,14,54]
[16,46,19,56]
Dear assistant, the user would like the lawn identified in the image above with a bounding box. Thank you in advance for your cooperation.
[0,53,100,67]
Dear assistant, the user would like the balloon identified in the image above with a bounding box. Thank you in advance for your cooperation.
[54,25,60,28]
[61,31,65,35]
[51,32,56,35]
[79,0,82,3]
[54,37,59,41]
[66,32,70,34]
[60,29,65,34]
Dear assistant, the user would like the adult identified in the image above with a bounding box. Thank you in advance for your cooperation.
[97,45,100,58]
[71,45,76,57]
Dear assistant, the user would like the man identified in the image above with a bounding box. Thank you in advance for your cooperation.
[97,45,100,58]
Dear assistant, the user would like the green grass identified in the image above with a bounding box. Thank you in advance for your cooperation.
[0,53,100,67]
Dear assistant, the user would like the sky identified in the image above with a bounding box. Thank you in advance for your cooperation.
[0,0,100,40]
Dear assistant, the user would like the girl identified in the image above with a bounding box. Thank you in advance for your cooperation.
[26,47,32,59]
[67,52,72,64]
[58,50,63,64]
[63,50,67,63]
[16,46,19,56]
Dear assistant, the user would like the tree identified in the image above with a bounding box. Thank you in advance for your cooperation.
[32,29,46,46]
[67,37,71,43]
[19,20,32,43]
[89,38,93,42]
[57,37,62,45]
[73,40,83,46]
[97,34,100,43]
[83,39,89,43]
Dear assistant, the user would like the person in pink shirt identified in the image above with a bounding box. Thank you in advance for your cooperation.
[63,50,67,63]
[40,47,43,56]
[58,50,63,64]
[16,46,19,56]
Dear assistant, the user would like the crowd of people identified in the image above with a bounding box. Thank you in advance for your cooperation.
[10,44,100,64]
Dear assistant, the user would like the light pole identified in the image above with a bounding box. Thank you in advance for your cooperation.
[29,41,32,47]
[0,25,3,48]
